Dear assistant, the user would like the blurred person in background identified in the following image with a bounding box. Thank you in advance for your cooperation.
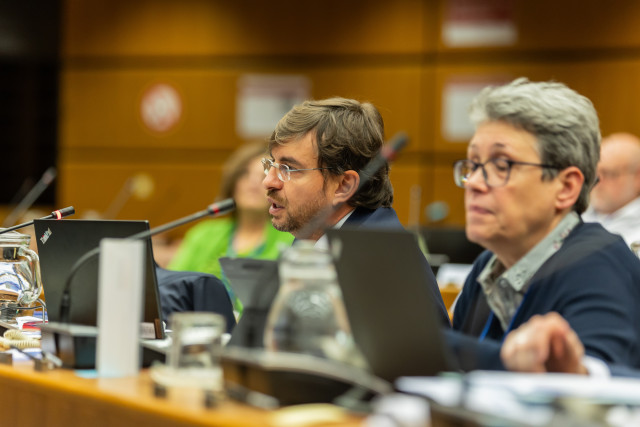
[168,141,294,314]
[581,132,640,246]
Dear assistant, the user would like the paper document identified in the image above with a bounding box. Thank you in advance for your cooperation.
[397,371,640,426]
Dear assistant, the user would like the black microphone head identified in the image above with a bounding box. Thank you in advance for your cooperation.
[381,132,409,162]
[50,206,75,220]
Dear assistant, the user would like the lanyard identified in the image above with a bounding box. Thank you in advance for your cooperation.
[478,287,532,342]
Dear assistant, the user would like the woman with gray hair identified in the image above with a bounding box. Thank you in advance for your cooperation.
[445,78,640,374]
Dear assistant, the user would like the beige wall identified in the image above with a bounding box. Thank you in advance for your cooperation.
[59,0,640,234]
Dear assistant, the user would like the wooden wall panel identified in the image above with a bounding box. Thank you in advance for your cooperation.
[308,66,426,152]
[63,0,435,56]
[428,164,466,227]
[388,164,424,226]
[59,163,224,231]
[61,66,427,151]
[437,0,640,51]
[511,0,640,50]
[60,68,241,150]
[419,68,438,153]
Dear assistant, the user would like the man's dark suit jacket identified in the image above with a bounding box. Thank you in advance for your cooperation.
[155,266,236,333]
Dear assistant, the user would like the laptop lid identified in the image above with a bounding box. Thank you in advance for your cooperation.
[34,219,164,338]
[326,227,457,382]
[421,226,484,266]
[220,257,280,348]
[219,257,280,309]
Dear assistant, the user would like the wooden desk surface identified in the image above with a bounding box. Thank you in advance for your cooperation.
[0,361,363,427]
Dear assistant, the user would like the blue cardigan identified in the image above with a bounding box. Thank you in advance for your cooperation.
[448,221,640,371]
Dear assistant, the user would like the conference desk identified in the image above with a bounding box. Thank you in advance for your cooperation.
[0,358,541,427]
[0,360,363,427]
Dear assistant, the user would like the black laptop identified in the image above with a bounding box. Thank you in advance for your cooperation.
[223,228,457,382]
[33,219,164,339]
[421,226,484,272]
[220,257,280,348]
[326,227,458,381]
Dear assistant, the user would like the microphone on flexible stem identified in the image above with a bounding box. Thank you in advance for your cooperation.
[357,132,408,192]
[2,167,57,227]
[295,132,409,240]
[58,198,235,324]
[0,206,76,235]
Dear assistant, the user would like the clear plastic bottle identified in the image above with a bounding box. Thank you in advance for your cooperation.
[263,240,366,368]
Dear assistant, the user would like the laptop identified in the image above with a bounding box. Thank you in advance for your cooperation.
[33,219,164,339]
[326,227,458,382]
[222,228,456,382]
[219,257,280,348]
[421,226,484,269]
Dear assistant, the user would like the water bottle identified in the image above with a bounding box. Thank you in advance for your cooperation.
[264,240,366,368]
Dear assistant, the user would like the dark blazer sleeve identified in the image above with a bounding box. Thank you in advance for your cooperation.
[155,266,236,333]
[442,328,505,371]
[609,364,640,378]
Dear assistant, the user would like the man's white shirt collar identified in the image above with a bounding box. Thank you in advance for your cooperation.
[314,209,355,250]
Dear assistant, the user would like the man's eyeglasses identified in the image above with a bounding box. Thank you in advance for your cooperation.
[453,158,560,188]
[261,158,333,182]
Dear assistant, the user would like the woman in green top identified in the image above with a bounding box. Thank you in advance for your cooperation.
[168,141,294,316]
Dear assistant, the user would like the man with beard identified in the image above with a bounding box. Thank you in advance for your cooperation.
[261,97,450,325]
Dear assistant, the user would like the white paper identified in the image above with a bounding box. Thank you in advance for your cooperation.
[436,263,473,289]
[397,372,640,426]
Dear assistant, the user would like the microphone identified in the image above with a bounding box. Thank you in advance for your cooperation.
[128,198,235,240]
[101,173,155,219]
[295,132,409,240]
[58,198,235,323]
[357,132,408,192]
[0,206,76,235]
[2,167,57,227]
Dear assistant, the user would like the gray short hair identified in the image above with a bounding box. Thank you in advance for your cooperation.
[469,77,601,214]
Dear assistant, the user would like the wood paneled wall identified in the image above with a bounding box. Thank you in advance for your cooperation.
[59,0,640,233]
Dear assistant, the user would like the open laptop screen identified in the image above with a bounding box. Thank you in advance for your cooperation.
[33,219,164,338]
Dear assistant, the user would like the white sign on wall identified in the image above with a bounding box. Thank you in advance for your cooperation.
[442,0,517,47]
[442,77,510,142]
[236,74,311,139]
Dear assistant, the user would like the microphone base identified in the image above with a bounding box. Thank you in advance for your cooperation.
[220,346,391,406]
[40,322,166,369]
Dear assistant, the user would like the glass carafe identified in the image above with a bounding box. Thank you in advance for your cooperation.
[264,240,367,368]
[0,230,42,322]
